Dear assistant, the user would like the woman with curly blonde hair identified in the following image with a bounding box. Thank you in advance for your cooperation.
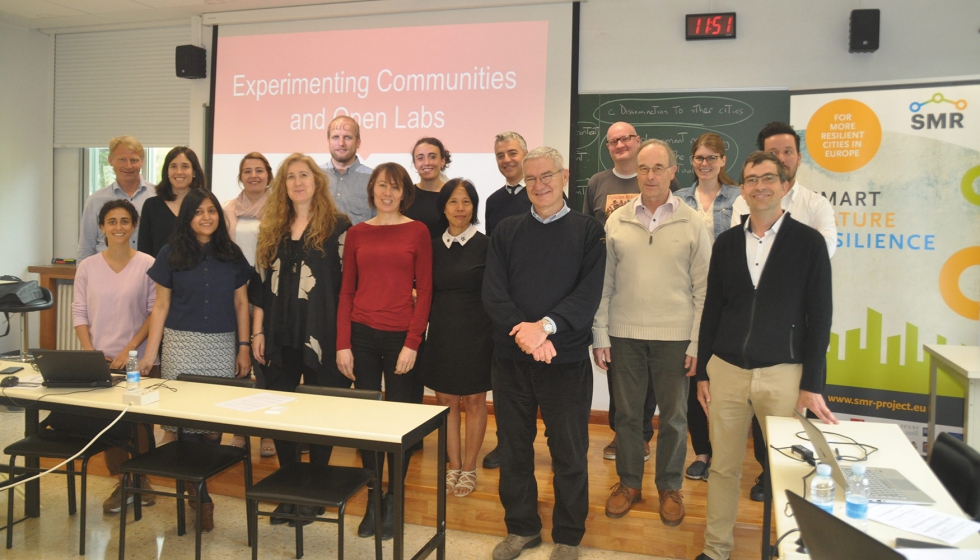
[248,152,352,524]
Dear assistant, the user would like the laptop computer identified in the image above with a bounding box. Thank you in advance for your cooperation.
[786,489,905,559]
[794,409,935,505]
[32,349,122,388]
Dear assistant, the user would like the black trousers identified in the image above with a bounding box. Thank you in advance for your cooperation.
[266,346,352,467]
[492,356,592,546]
[607,368,656,442]
[686,375,712,456]
[351,322,418,489]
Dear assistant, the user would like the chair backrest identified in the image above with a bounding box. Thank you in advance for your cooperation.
[176,373,257,389]
[929,431,980,520]
[296,385,382,401]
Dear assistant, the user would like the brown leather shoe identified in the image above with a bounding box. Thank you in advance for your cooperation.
[602,436,617,460]
[198,502,214,533]
[605,483,641,518]
[658,489,685,526]
[643,440,650,462]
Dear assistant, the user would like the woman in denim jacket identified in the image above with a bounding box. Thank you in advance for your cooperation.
[675,132,741,241]
[674,132,740,481]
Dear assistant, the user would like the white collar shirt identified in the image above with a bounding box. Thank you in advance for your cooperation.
[441,224,478,248]
[744,211,788,288]
[633,193,679,232]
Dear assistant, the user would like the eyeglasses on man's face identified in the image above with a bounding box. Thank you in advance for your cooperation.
[742,173,780,187]
[637,165,670,176]
[606,134,639,146]
[524,169,563,187]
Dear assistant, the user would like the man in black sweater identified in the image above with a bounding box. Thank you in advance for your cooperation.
[483,147,605,560]
[485,131,533,237]
[694,151,837,560]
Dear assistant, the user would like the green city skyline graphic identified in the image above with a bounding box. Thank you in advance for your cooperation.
[827,307,965,398]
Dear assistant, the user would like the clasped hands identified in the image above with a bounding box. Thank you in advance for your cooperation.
[510,321,556,363]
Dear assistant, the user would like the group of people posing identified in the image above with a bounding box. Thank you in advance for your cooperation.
[73,115,838,560]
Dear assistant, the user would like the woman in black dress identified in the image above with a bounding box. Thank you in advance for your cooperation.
[138,147,206,257]
[250,153,352,524]
[420,178,492,498]
[404,137,450,238]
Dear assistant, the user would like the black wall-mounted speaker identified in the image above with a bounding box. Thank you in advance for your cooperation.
[849,9,880,53]
[175,45,207,79]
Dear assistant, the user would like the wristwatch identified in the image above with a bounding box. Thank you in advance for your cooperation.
[541,317,556,336]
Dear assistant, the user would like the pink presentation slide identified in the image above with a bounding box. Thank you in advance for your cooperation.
[213,21,549,159]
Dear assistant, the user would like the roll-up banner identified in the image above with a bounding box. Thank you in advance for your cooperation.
[791,81,980,455]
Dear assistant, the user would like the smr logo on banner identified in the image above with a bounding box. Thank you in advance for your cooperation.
[910,92,966,129]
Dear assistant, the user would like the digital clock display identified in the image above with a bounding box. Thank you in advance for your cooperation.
[686,12,736,40]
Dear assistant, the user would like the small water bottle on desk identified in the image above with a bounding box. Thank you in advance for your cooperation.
[810,463,835,513]
[125,350,140,393]
[845,463,870,531]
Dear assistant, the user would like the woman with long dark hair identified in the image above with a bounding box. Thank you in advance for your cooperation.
[404,137,451,238]
[250,153,353,524]
[138,188,253,532]
[336,162,432,539]
[138,146,207,257]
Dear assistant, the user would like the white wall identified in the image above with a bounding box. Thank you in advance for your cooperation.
[579,0,980,93]
[0,22,54,354]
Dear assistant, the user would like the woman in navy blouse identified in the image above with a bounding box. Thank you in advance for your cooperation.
[139,188,253,532]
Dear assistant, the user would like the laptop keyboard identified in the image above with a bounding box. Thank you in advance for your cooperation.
[841,466,907,501]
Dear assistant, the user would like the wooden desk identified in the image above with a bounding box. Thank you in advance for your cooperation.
[0,359,448,560]
[26,265,76,349]
[924,344,980,455]
[765,416,980,559]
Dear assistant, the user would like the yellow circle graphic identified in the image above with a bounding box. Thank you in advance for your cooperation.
[939,246,980,320]
[806,99,882,173]
[962,166,980,206]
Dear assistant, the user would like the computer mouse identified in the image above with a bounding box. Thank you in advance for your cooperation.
[1,376,19,388]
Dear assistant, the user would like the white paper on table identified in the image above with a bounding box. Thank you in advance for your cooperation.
[900,550,980,559]
[868,503,980,545]
[214,392,296,413]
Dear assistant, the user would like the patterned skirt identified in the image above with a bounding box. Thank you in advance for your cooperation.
[161,328,236,433]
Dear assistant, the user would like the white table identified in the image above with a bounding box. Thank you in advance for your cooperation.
[924,344,980,455]
[765,416,980,559]
[0,359,448,560]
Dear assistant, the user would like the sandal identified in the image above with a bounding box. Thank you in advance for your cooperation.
[230,435,247,448]
[446,469,461,495]
[260,438,276,458]
[454,470,476,498]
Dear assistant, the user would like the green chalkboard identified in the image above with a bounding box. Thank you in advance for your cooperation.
[571,90,790,210]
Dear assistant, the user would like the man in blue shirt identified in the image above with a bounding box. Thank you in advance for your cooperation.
[76,136,153,260]
[320,115,375,225]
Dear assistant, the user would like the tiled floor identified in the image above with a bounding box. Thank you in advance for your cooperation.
[0,407,669,559]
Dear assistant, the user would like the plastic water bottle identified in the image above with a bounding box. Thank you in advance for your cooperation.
[126,350,140,393]
[845,463,870,531]
[809,463,835,513]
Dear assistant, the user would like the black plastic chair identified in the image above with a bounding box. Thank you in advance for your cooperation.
[246,385,383,560]
[117,374,256,560]
[929,431,980,520]
[4,432,114,554]
[0,287,53,362]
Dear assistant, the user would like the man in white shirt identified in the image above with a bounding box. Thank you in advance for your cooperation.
[76,136,154,261]
[731,122,837,258]
[731,121,838,501]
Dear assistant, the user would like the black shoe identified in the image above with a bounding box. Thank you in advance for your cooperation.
[381,494,394,541]
[269,503,295,525]
[694,554,713,560]
[482,446,501,469]
[289,505,325,527]
[357,497,376,538]
[750,474,765,502]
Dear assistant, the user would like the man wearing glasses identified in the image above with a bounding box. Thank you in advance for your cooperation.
[730,121,838,502]
[695,151,837,560]
[582,122,661,463]
[593,139,711,525]
[483,147,605,560]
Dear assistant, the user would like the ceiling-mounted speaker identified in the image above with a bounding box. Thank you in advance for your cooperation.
[849,9,880,53]
[176,45,206,79]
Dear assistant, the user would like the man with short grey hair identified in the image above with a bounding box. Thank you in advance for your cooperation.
[485,131,531,236]
[484,146,605,560]
[320,115,375,225]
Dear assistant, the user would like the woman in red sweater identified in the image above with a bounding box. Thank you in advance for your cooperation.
[336,162,433,540]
